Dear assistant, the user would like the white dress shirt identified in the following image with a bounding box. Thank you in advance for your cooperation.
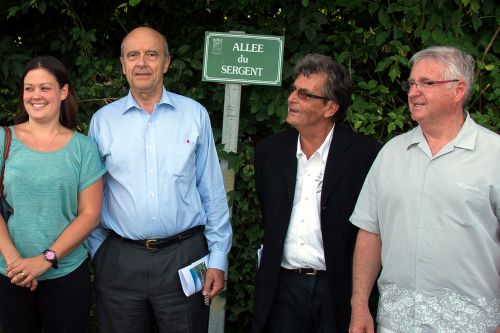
[281,126,334,271]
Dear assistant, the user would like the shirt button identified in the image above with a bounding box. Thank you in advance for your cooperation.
[419,224,424,228]
[150,193,155,197]
[417,257,422,262]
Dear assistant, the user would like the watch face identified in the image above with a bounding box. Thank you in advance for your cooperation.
[45,251,55,260]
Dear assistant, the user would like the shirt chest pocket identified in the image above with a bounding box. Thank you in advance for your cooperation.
[442,178,488,227]
[162,143,196,177]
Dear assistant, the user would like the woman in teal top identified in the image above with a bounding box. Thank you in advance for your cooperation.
[0,56,106,333]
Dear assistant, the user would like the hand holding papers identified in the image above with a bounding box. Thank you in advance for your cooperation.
[178,255,209,298]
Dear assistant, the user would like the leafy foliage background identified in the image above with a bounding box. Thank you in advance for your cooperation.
[0,0,498,332]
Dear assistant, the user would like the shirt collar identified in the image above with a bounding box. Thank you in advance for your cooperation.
[406,112,478,151]
[296,124,335,163]
[449,112,477,150]
[122,87,174,114]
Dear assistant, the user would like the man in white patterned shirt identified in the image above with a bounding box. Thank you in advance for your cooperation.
[349,46,500,333]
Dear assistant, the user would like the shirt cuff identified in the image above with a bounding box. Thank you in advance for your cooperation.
[86,225,108,258]
[207,251,228,271]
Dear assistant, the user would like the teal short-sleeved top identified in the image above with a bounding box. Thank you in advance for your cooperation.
[0,126,106,280]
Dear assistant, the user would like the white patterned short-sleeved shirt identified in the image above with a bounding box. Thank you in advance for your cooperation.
[351,114,500,333]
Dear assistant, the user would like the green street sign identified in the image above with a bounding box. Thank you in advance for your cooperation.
[203,32,284,86]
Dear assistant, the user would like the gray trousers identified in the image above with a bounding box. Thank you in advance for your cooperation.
[93,230,209,333]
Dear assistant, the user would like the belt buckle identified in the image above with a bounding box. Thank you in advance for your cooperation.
[146,239,157,250]
[305,269,317,276]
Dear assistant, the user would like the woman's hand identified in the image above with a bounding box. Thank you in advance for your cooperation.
[6,255,51,290]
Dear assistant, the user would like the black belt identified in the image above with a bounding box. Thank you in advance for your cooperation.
[110,225,204,250]
[281,267,327,276]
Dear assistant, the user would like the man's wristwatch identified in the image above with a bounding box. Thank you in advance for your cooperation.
[43,249,59,269]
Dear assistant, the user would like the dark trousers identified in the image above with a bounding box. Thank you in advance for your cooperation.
[93,229,209,333]
[263,269,336,333]
[0,259,92,333]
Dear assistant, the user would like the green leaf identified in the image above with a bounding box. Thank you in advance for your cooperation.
[176,44,190,55]
[312,12,327,25]
[375,31,390,46]
[304,27,316,42]
[368,2,379,15]
[388,122,396,133]
[38,1,47,14]
[367,80,378,90]
[421,28,430,42]
[378,9,391,29]
[375,58,393,72]
[129,0,142,6]
[484,63,495,71]
[191,60,203,70]
[357,81,368,89]
[378,85,389,93]
[298,16,308,32]
[472,16,481,31]
[6,6,20,19]
[7,54,30,61]
[388,63,401,81]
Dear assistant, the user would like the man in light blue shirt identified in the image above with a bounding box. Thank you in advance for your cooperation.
[88,26,232,333]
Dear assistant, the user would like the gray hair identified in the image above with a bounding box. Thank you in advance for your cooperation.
[293,53,353,123]
[410,46,475,106]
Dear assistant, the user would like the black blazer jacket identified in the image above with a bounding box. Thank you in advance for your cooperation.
[251,125,381,333]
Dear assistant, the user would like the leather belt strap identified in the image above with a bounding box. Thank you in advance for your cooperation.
[280,267,327,276]
[110,225,204,250]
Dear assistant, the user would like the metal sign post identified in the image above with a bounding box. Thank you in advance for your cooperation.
[203,31,283,333]
[208,82,241,333]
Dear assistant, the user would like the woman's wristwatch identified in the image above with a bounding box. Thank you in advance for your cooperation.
[43,249,59,269]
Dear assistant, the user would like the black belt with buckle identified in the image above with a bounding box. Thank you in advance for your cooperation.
[281,267,327,276]
[110,225,204,250]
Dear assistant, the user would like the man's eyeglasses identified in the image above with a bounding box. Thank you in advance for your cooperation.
[289,86,331,101]
[401,79,459,92]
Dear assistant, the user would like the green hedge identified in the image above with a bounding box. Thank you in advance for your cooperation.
[1,1,498,332]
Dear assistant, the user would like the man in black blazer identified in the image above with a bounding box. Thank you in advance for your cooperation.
[252,54,381,333]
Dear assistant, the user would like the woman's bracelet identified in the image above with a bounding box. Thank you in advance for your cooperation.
[6,254,20,267]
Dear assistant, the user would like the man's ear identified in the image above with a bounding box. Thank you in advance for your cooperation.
[324,102,339,119]
[163,55,171,74]
[454,80,467,104]
[120,57,126,75]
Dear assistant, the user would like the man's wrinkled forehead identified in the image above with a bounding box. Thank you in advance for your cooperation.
[121,28,167,57]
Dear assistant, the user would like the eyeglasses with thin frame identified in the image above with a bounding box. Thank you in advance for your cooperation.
[401,79,459,93]
[289,86,331,101]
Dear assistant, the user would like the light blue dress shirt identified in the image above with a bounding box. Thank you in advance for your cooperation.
[87,88,232,270]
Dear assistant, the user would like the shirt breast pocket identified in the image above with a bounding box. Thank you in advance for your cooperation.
[443,178,488,227]
[163,143,196,177]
